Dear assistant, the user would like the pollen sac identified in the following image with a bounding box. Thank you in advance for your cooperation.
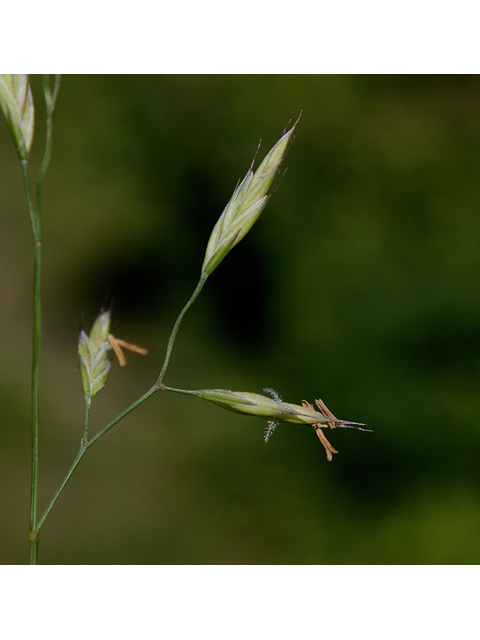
[78,309,112,398]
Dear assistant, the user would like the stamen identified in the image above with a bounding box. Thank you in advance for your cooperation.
[113,337,148,356]
[302,399,339,461]
[315,426,339,462]
[108,334,148,367]
[108,334,127,366]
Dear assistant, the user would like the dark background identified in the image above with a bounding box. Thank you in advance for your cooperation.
[2,75,480,564]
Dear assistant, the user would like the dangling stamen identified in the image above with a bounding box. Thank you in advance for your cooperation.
[108,334,148,367]
[302,399,339,461]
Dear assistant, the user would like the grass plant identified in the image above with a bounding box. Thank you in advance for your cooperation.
[0,75,367,564]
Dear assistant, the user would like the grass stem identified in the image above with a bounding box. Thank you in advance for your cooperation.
[156,273,208,386]
[23,75,61,564]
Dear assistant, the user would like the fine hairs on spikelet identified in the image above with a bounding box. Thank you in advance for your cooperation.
[263,389,282,442]
[264,420,279,443]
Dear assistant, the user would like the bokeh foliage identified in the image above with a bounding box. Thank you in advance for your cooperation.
[2,75,480,563]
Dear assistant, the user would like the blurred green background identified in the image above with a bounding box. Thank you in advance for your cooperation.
[2,75,480,564]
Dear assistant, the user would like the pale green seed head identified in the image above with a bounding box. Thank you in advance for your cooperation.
[78,310,112,398]
[197,388,337,425]
[0,74,35,160]
[202,115,300,276]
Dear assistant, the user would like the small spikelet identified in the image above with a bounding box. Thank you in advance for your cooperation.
[78,309,112,398]
[201,115,300,276]
[264,420,278,443]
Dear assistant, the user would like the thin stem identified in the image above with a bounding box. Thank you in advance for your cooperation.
[160,384,202,398]
[29,530,39,565]
[21,158,40,240]
[20,76,60,564]
[35,75,60,215]
[87,385,158,448]
[82,395,92,443]
[29,239,41,564]
[35,385,158,533]
[24,76,61,564]
[20,158,41,564]
[35,444,87,533]
[156,273,208,386]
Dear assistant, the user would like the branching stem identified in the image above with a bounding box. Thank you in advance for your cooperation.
[35,385,158,533]
[21,75,210,562]
[35,268,210,534]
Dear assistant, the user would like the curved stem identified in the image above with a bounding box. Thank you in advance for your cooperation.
[156,273,208,386]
